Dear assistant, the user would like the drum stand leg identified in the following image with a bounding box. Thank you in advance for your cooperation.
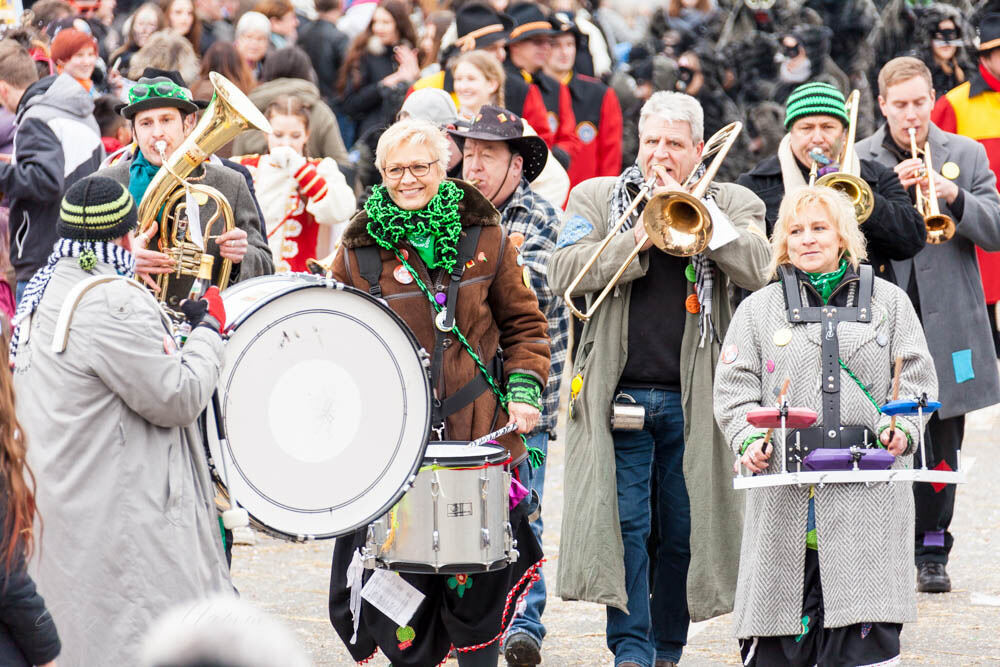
[480,471,490,562]
[431,471,441,572]
[918,405,928,471]
[780,412,787,475]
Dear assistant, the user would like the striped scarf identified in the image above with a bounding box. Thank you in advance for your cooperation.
[608,163,718,346]
[10,239,136,364]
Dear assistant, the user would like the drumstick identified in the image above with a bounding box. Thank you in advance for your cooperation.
[761,378,791,456]
[887,356,903,445]
[467,421,519,448]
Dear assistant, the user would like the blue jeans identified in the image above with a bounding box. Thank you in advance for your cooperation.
[606,388,690,667]
[508,431,548,644]
[15,280,28,305]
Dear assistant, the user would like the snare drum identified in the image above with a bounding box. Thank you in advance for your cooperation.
[204,274,431,541]
[364,442,516,573]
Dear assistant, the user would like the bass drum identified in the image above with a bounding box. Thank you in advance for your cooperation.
[205,274,431,541]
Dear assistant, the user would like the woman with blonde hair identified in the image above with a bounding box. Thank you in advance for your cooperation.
[450,49,571,206]
[327,117,547,667]
[453,49,505,120]
[714,185,937,666]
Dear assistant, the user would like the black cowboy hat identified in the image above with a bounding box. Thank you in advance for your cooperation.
[507,2,556,44]
[116,68,209,119]
[453,3,514,52]
[978,12,1000,52]
[447,104,548,181]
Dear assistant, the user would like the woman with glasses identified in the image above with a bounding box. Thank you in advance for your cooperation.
[327,118,548,667]
[234,94,354,272]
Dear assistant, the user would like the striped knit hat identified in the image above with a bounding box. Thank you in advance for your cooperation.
[783,82,850,129]
[58,176,138,242]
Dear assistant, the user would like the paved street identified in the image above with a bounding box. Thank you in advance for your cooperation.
[231,402,1000,665]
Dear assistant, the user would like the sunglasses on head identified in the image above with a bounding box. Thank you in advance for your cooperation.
[781,42,800,58]
[128,81,192,106]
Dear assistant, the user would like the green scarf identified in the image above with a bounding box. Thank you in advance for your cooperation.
[128,148,160,213]
[807,258,849,304]
[365,181,464,273]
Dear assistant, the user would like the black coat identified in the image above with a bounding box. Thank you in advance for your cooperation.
[736,153,926,284]
[299,18,350,108]
[0,482,60,666]
[337,44,407,140]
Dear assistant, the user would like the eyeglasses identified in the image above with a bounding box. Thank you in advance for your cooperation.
[128,81,192,106]
[384,161,438,180]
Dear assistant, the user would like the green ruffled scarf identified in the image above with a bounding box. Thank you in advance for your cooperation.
[807,258,849,304]
[365,181,464,273]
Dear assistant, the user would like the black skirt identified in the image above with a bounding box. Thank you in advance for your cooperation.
[329,500,543,666]
[740,548,902,667]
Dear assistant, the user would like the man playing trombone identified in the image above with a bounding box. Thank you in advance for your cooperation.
[548,91,770,667]
[737,82,925,285]
[856,57,1000,594]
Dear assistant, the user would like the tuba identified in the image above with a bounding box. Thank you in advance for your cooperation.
[815,90,875,223]
[563,122,742,321]
[908,128,955,244]
[136,72,272,309]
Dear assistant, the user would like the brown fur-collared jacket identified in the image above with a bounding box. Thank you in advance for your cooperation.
[332,179,550,461]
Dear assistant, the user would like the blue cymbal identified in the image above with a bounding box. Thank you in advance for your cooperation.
[880,398,942,416]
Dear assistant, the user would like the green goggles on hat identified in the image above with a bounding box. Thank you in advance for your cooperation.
[127,80,193,106]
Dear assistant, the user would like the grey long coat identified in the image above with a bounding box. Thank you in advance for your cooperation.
[857,124,1000,419]
[714,275,937,637]
[13,260,233,666]
[548,179,771,620]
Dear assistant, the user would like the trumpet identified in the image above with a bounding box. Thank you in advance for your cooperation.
[562,121,742,321]
[814,90,874,223]
[908,128,955,244]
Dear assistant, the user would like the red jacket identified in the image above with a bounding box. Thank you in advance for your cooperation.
[562,73,623,187]
[933,63,1000,302]
[506,63,581,165]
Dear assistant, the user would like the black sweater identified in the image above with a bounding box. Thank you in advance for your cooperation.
[0,481,60,666]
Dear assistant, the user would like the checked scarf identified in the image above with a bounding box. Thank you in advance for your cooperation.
[608,162,719,347]
[9,239,136,364]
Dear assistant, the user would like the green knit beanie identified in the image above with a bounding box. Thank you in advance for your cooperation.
[784,82,850,130]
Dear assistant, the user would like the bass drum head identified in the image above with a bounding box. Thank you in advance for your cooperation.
[209,275,431,540]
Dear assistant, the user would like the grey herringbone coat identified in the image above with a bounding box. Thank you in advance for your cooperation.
[714,272,937,638]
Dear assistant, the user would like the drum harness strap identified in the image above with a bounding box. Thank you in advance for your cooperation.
[779,263,875,452]
[356,226,508,437]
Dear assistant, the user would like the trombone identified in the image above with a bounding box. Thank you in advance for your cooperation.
[815,90,875,223]
[563,121,742,321]
[908,128,955,244]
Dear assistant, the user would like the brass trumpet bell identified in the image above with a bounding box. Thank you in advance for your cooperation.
[814,171,875,222]
[813,90,874,223]
[908,128,955,244]
[643,191,713,258]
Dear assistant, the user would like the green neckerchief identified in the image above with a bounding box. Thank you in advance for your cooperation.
[128,148,160,214]
[407,230,438,268]
[806,258,849,304]
[365,181,464,273]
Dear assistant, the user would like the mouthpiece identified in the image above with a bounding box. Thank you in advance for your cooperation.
[154,140,167,156]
